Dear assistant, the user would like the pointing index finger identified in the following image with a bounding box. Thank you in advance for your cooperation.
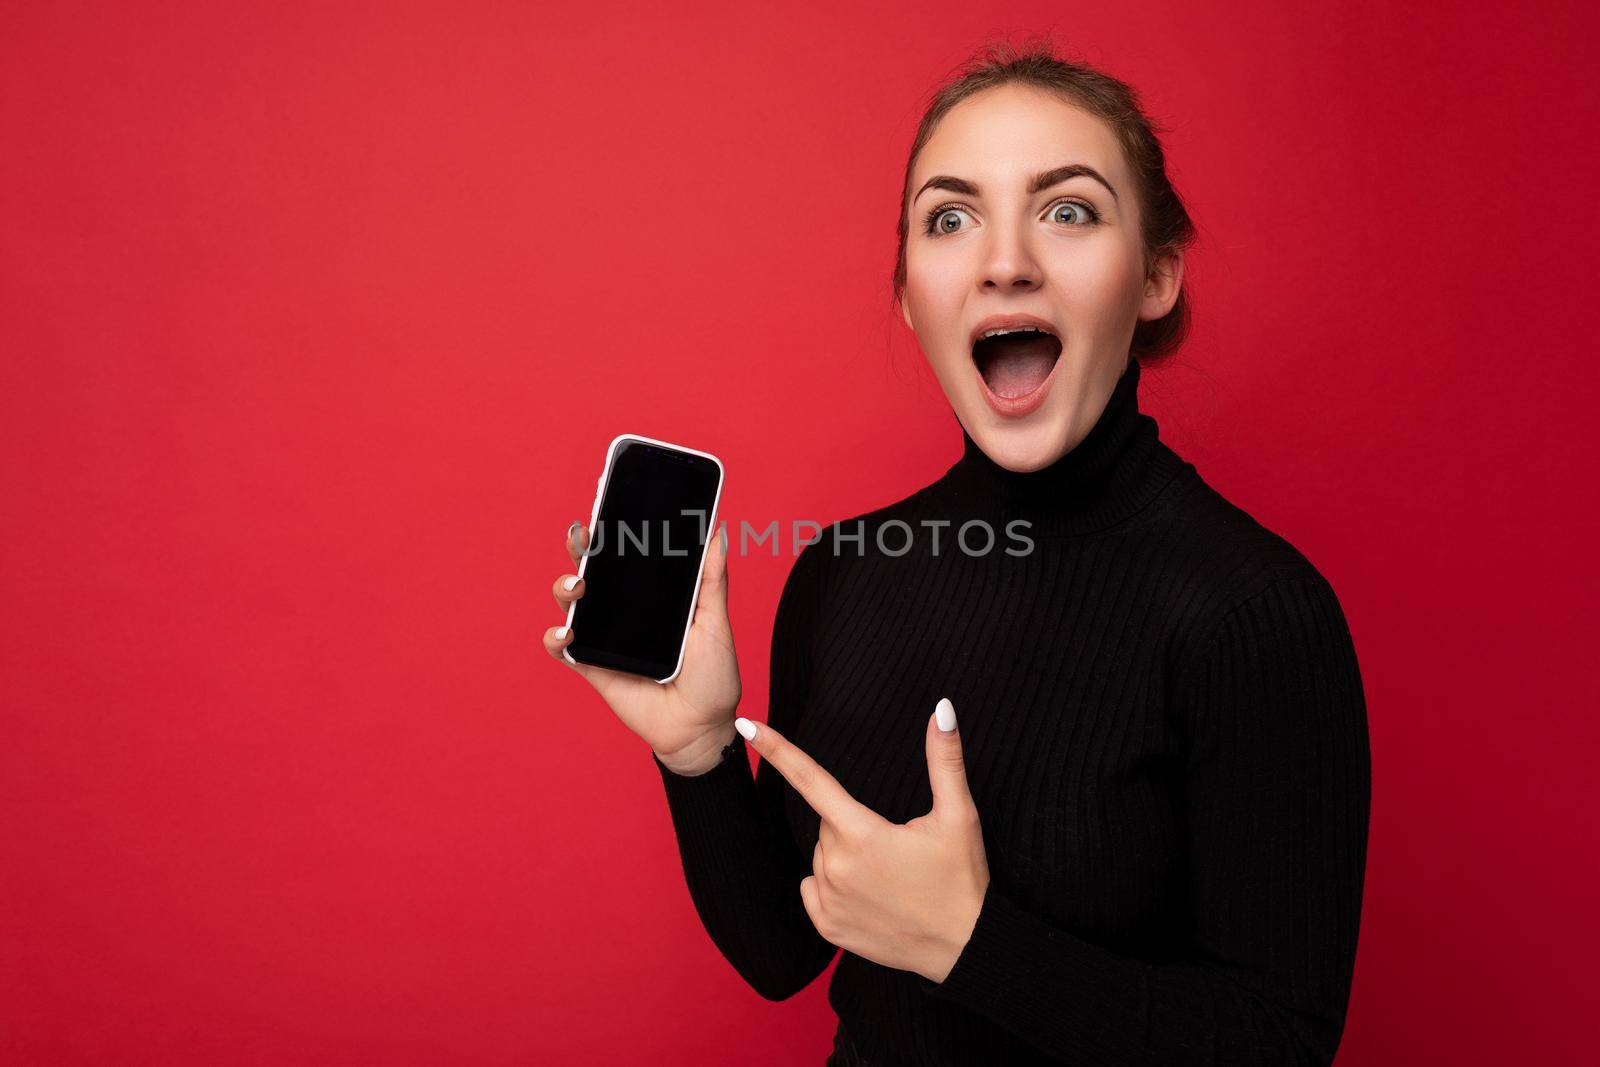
[736,717,877,835]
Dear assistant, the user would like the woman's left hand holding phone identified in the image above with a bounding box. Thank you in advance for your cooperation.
[544,522,742,777]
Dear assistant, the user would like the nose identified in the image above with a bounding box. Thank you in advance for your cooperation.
[979,219,1041,291]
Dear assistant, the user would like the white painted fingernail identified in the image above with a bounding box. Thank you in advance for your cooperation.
[555,625,569,639]
[734,717,758,741]
[563,576,579,591]
[935,697,956,732]
[567,522,580,541]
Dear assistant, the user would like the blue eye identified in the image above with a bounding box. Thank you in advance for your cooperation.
[924,206,974,235]
[1050,200,1100,226]
[921,198,1102,237]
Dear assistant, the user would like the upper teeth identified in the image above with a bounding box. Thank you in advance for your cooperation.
[981,326,1045,339]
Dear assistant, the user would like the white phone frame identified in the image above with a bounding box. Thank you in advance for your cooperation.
[561,432,725,685]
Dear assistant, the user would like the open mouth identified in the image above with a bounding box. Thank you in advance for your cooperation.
[971,326,1063,399]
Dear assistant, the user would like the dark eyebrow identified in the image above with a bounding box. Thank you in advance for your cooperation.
[913,163,1120,205]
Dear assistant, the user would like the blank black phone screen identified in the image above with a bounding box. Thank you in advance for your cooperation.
[567,440,722,680]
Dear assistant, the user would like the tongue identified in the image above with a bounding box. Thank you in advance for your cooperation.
[980,334,1058,398]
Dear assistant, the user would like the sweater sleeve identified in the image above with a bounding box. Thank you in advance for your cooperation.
[916,575,1372,1066]
[650,540,839,1001]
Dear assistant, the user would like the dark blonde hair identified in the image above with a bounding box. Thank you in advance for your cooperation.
[893,38,1196,362]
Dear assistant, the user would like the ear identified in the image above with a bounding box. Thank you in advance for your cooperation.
[900,293,915,333]
[1137,248,1184,322]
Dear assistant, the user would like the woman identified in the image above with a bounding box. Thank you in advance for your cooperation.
[545,41,1370,1066]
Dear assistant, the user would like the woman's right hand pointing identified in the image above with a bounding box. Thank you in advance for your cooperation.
[544,521,742,775]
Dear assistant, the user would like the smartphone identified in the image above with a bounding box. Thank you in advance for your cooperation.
[562,434,725,683]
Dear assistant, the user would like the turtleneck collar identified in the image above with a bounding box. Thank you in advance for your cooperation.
[936,356,1182,537]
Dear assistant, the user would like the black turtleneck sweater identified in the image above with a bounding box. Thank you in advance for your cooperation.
[651,356,1371,1066]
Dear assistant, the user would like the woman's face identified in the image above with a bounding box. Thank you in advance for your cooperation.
[900,84,1182,472]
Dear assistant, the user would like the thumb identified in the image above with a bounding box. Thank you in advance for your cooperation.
[926,697,976,819]
[695,524,731,622]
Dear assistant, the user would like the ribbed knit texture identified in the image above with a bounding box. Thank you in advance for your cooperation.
[652,356,1371,1066]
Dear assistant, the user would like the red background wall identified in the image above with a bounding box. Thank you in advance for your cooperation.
[4,3,1597,1063]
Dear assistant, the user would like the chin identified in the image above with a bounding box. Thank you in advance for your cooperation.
[964,409,1072,472]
